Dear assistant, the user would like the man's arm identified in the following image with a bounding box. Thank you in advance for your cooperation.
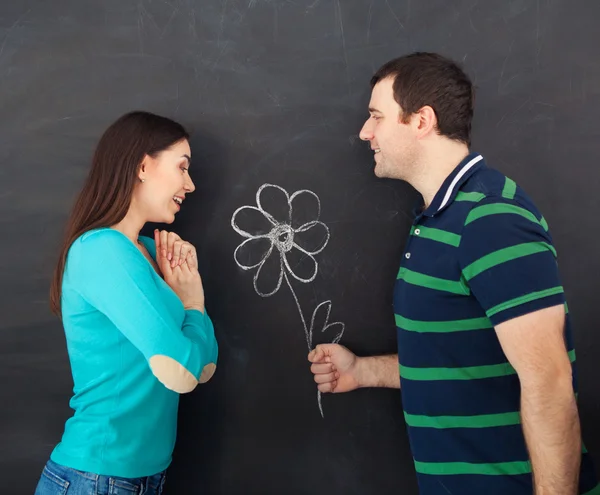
[308,344,399,393]
[495,304,580,495]
[356,354,400,389]
[456,193,584,494]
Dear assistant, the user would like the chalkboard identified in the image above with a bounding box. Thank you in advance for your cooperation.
[1,0,600,493]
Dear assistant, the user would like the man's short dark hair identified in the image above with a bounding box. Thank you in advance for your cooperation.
[371,52,475,146]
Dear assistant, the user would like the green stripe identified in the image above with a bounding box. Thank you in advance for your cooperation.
[411,225,461,247]
[404,411,521,429]
[400,362,516,381]
[583,484,600,495]
[462,242,557,281]
[502,177,517,199]
[541,216,549,230]
[487,286,565,317]
[398,268,469,295]
[455,191,486,202]
[465,203,548,231]
[400,350,575,382]
[395,314,493,333]
[414,460,531,476]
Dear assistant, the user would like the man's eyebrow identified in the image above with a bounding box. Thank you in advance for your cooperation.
[368,107,382,114]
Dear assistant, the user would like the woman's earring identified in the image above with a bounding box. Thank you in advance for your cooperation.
[139,178,145,183]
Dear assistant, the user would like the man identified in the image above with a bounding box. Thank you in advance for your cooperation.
[308,52,598,495]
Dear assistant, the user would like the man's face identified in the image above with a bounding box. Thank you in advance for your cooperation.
[359,77,418,180]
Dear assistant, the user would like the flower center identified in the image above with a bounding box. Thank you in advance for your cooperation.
[271,224,294,252]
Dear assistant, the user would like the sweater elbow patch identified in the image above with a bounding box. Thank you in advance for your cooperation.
[199,362,217,383]
[149,355,198,393]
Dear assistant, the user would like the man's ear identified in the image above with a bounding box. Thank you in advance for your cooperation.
[414,105,437,139]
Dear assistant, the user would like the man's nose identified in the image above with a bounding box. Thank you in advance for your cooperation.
[359,120,373,141]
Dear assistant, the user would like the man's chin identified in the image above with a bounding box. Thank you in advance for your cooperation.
[373,163,386,178]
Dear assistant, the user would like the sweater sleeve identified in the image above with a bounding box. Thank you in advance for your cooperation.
[67,229,218,392]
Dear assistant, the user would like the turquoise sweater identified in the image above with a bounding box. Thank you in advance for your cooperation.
[50,228,218,477]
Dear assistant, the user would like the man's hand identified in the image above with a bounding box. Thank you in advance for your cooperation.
[308,344,360,393]
[308,344,400,392]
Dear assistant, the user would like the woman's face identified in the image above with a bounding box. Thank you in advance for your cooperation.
[136,139,195,224]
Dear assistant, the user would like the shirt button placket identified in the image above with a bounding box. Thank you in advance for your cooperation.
[405,225,420,260]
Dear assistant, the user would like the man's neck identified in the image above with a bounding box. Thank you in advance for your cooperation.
[410,142,471,209]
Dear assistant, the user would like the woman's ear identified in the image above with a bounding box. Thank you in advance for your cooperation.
[138,156,148,182]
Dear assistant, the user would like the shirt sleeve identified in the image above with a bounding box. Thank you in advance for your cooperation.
[67,229,218,392]
[457,196,565,326]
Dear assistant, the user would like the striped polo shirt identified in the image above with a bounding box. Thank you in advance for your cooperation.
[394,152,599,495]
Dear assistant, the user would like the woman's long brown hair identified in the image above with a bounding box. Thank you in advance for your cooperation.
[49,111,189,317]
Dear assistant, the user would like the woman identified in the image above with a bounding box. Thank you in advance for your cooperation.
[34,111,218,494]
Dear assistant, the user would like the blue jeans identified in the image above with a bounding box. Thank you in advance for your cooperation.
[34,459,167,494]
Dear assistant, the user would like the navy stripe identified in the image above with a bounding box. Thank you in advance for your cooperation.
[394,282,485,322]
[416,473,533,495]
[407,424,529,464]
[397,327,505,369]
[464,252,565,324]
[400,374,521,417]
[401,243,463,282]
[580,455,600,494]
[459,202,551,260]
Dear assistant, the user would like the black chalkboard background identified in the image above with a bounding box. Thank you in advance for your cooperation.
[1,1,599,493]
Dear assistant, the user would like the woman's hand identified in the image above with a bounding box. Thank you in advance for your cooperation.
[154,230,205,312]
[155,229,197,268]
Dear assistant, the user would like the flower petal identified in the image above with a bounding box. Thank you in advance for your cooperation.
[290,189,321,229]
[253,246,284,297]
[283,245,318,283]
[233,236,273,270]
[293,221,330,255]
[256,184,291,225]
[231,206,276,239]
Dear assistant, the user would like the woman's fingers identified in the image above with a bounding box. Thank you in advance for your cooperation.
[185,249,198,270]
[155,230,183,261]
[154,231,197,270]
[173,242,198,269]
[157,230,167,258]
[171,240,183,267]
[172,241,196,268]
[167,232,179,261]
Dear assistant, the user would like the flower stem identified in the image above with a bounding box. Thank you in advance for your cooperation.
[283,271,310,352]
[283,271,324,418]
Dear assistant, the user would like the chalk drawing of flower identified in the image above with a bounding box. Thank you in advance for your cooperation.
[231,183,344,418]
[231,184,330,297]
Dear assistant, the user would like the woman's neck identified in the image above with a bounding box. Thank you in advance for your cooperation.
[111,212,145,245]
